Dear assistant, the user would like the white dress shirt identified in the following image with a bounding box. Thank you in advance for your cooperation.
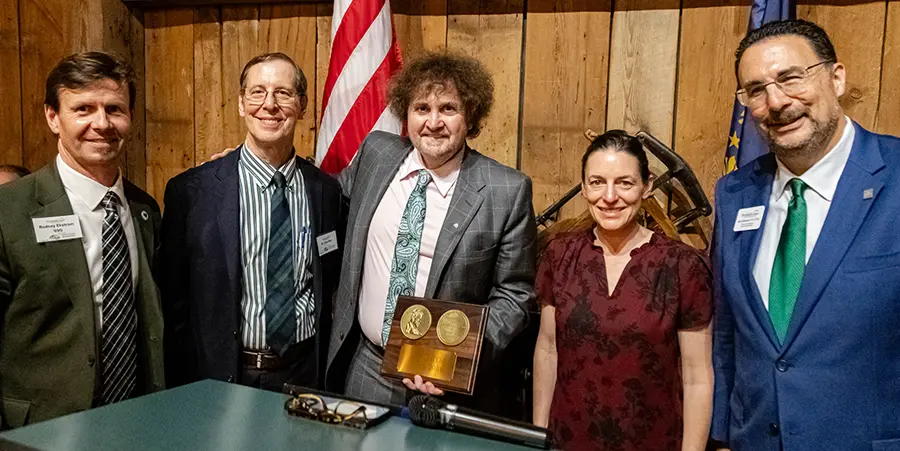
[753,118,855,308]
[358,148,462,346]
[56,154,139,329]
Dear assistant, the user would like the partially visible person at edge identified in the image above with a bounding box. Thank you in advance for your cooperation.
[712,19,900,451]
[159,52,345,392]
[0,51,164,428]
[324,51,537,416]
[0,165,30,185]
[532,130,713,451]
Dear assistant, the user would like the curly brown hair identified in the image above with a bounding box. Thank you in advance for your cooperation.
[388,51,494,138]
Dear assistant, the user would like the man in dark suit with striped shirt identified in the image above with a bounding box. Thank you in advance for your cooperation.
[159,53,346,392]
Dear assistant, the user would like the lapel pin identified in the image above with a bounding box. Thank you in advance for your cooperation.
[453,223,459,229]
[863,188,874,200]
[141,210,150,221]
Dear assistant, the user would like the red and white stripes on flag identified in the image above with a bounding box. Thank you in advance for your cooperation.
[316,0,403,175]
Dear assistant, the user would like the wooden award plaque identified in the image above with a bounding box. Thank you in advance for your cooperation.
[380,296,488,395]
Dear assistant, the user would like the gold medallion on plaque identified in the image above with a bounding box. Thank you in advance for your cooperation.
[400,304,432,340]
[436,310,470,347]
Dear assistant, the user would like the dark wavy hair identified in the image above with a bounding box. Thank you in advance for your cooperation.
[388,51,494,138]
[735,19,837,80]
[581,130,650,183]
[45,51,135,111]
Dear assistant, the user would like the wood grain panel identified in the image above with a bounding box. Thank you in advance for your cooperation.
[875,1,900,136]
[798,1,886,129]
[393,0,448,57]
[259,4,318,158]
[126,0,320,5]
[19,0,85,169]
[447,0,525,169]
[674,1,749,206]
[145,8,194,203]
[102,0,148,188]
[193,7,224,163]
[606,0,680,146]
[0,0,23,166]
[315,2,332,151]
[519,0,611,220]
[221,6,260,148]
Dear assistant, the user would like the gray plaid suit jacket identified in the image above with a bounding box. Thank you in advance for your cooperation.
[325,131,537,394]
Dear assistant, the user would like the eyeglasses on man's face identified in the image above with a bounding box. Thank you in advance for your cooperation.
[736,60,834,108]
[243,87,299,106]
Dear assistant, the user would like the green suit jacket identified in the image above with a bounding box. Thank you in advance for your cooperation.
[0,161,165,428]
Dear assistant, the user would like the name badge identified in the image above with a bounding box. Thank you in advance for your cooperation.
[316,230,338,256]
[33,215,83,243]
[733,206,765,232]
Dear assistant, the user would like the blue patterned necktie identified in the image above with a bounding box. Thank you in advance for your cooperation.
[265,171,296,356]
[100,191,137,404]
[382,169,432,345]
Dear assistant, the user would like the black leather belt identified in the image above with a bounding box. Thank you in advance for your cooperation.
[363,335,385,357]
[241,349,285,370]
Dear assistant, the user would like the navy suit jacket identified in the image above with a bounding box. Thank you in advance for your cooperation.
[711,123,900,451]
[159,147,346,388]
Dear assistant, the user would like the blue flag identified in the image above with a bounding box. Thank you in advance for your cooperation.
[724,0,796,174]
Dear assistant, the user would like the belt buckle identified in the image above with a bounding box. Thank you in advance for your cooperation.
[256,352,263,369]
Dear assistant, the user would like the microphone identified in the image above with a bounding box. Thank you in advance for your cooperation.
[407,395,551,449]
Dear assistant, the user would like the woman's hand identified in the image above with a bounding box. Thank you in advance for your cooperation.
[532,303,558,428]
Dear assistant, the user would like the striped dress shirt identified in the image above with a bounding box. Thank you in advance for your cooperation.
[238,145,315,350]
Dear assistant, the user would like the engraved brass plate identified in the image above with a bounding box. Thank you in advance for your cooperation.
[400,304,432,340]
[396,344,457,382]
[436,309,470,347]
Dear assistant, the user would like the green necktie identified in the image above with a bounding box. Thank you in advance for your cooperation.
[769,178,808,343]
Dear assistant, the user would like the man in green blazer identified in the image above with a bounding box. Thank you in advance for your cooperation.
[0,52,164,429]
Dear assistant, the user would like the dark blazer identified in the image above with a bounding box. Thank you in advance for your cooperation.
[159,147,346,389]
[325,131,537,410]
[711,123,900,451]
[0,161,165,428]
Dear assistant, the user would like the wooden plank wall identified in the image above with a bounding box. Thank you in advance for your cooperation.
[3,0,899,223]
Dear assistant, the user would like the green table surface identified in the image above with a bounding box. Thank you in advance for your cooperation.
[0,380,541,451]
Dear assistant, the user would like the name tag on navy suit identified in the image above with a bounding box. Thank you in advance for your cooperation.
[733,206,765,232]
[316,231,338,256]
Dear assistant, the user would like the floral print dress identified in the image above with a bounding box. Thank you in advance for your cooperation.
[537,231,713,451]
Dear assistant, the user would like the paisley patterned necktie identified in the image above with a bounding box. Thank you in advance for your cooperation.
[382,169,432,345]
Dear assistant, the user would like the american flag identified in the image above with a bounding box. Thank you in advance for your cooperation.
[316,0,403,175]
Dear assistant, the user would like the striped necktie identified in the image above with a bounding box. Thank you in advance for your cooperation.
[382,170,432,345]
[769,178,808,343]
[265,171,296,356]
[100,191,138,404]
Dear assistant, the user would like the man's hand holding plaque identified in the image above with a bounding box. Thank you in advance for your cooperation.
[380,296,487,395]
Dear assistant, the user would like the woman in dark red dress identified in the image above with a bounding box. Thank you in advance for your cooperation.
[532,130,713,451]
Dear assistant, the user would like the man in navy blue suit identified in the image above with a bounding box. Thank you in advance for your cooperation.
[159,53,345,392]
[712,20,900,451]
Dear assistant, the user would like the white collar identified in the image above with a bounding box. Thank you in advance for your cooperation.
[56,154,127,210]
[397,148,463,198]
[773,117,854,202]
